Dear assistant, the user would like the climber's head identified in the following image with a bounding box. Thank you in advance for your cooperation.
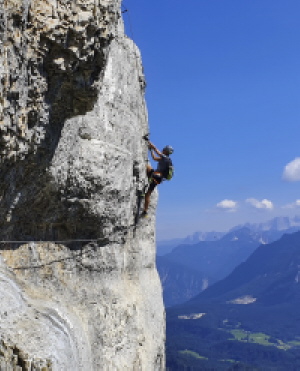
[162,145,174,156]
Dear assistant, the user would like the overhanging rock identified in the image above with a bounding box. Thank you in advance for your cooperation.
[0,1,165,369]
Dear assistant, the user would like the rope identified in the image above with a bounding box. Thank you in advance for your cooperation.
[121,2,135,41]
[0,239,100,244]
[3,241,118,271]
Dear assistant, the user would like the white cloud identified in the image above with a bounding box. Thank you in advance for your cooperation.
[283,158,300,182]
[216,199,238,212]
[246,198,274,210]
[283,199,300,209]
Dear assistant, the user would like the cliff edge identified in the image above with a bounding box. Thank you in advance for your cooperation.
[0,0,165,369]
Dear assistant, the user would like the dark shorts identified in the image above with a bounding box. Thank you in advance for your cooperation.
[147,169,163,192]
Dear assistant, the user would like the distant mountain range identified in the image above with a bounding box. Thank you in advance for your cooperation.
[157,227,260,307]
[188,230,300,307]
[157,216,300,256]
[166,231,300,370]
[157,231,225,256]
[157,216,300,307]
[231,215,300,233]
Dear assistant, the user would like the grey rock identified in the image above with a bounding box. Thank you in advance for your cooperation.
[0,0,165,370]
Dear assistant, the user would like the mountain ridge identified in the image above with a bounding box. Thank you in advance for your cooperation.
[157,216,300,307]
[166,231,300,369]
[157,215,300,256]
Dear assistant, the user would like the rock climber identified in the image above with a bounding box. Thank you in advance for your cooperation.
[141,136,174,218]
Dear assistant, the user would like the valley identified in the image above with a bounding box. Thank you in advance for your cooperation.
[162,220,300,370]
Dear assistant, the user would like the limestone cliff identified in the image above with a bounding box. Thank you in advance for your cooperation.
[0,0,165,369]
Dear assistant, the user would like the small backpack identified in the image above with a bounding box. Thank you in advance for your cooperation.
[163,157,174,180]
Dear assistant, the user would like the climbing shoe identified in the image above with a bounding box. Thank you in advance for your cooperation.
[141,211,148,218]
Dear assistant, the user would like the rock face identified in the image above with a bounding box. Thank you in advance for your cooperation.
[0,0,165,369]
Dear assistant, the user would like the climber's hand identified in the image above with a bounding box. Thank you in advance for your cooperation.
[143,134,150,142]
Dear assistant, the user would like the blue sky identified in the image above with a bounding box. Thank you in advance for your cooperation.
[122,0,300,240]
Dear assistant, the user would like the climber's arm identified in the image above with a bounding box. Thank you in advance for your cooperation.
[148,141,162,161]
[150,150,161,161]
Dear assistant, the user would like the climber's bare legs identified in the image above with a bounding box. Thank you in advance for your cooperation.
[146,163,152,176]
[144,189,152,213]
[142,164,154,215]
